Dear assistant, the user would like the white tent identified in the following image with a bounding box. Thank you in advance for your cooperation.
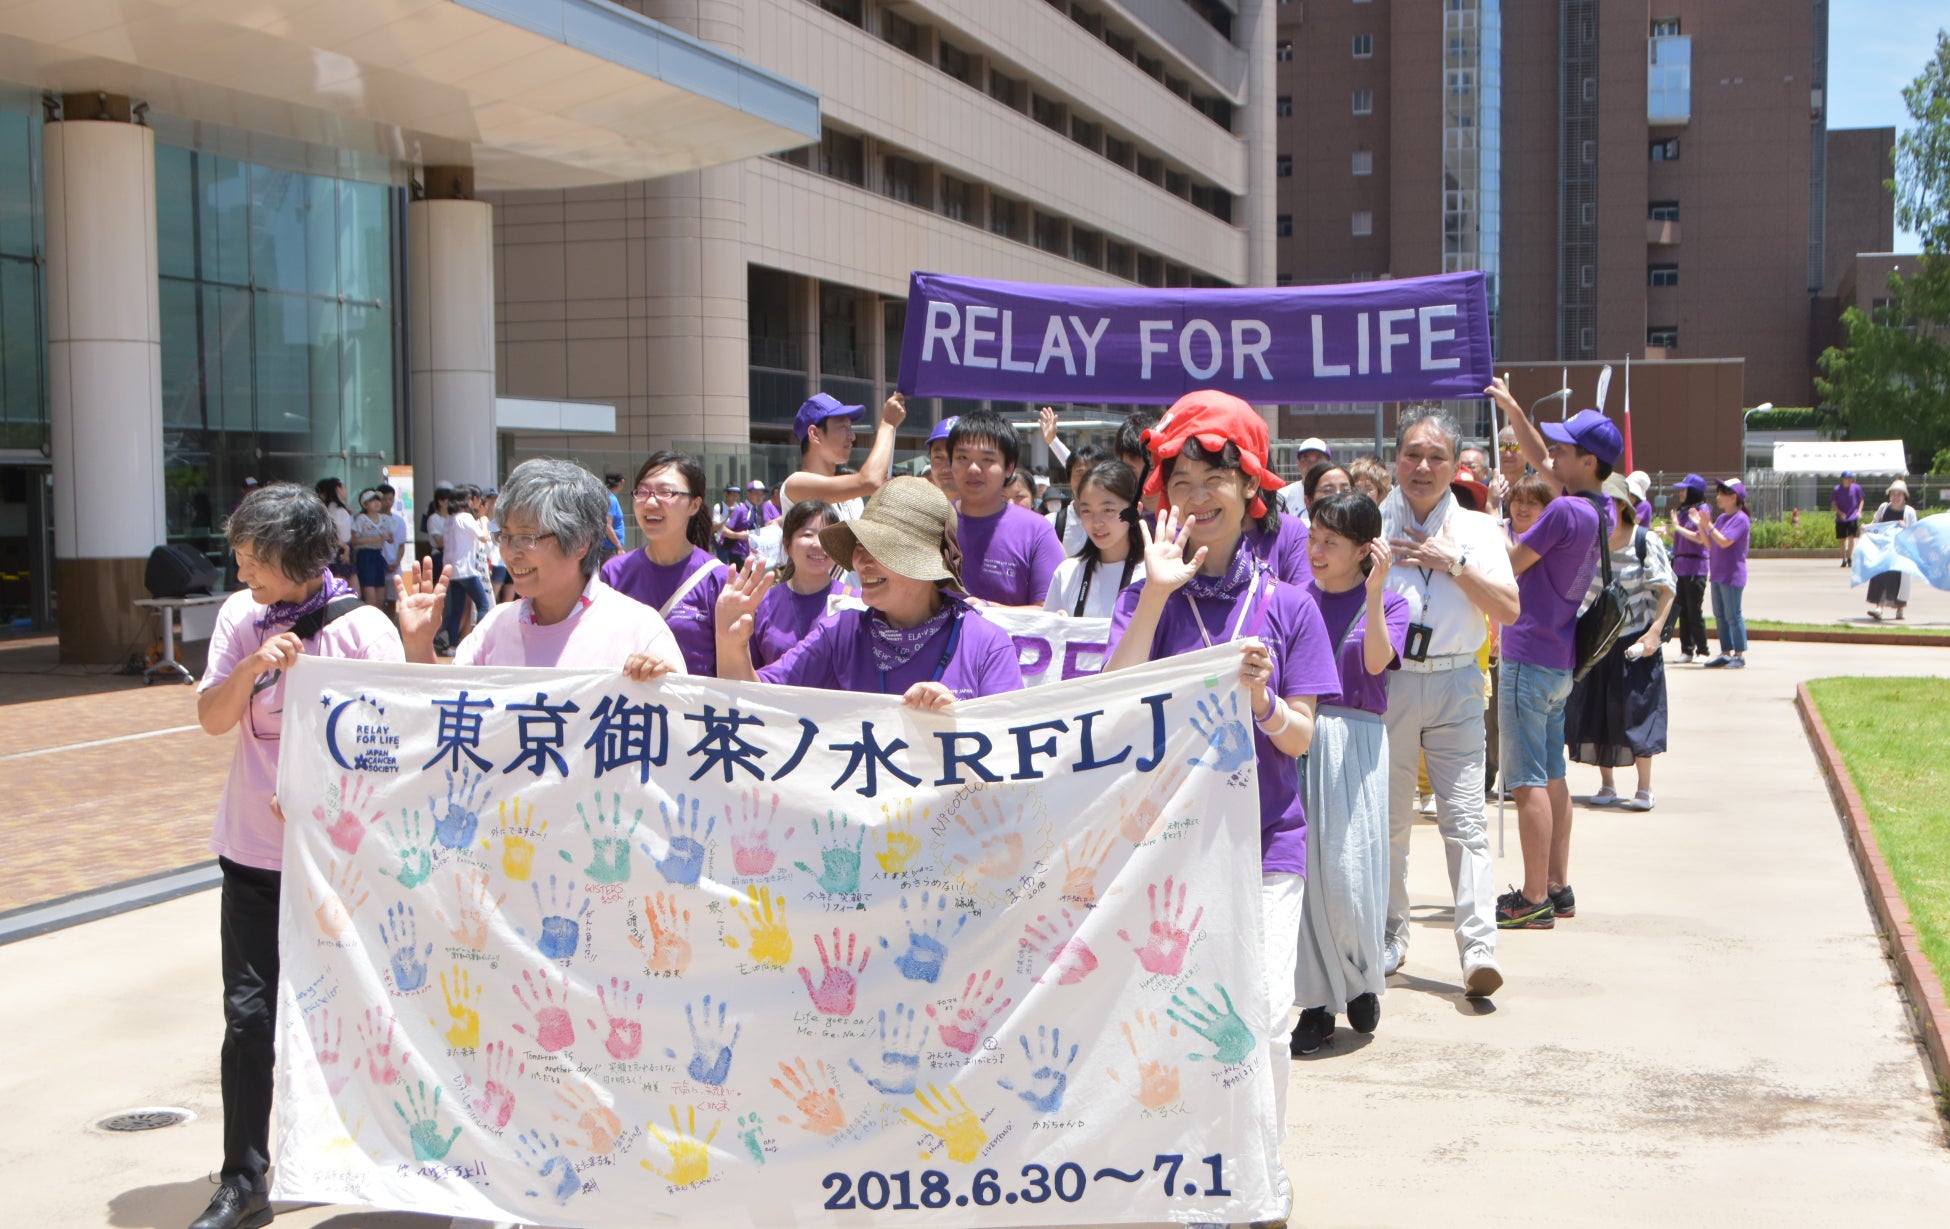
[1770,439,1908,475]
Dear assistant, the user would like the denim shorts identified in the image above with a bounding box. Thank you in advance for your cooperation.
[1497,658,1575,788]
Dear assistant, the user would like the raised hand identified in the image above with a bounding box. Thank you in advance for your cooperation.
[927,968,1011,1054]
[997,1025,1080,1114]
[1020,909,1098,986]
[396,556,450,653]
[848,1002,924,1095]
[715,556,775,644]
[1168,982,1255,1065]
[578,790,642,885]
[879,390,907,429]
[899,1084,987,1163]
[643,1104,719,1187]
[771,1057,847,1136]
[683,993,742,1085]
[1118,875,1204,976]
[1141,505,1207,593]
[1363,537,1394,596]
[591,976,644,1060]
[797,928,869,1016]
[1038,405,1061,447]
[880,889,967,984]
[724,885,792,968]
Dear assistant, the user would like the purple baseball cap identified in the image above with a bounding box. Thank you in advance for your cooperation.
[1680,473,1704,489]
[1717,478,1747,497]
[793,392,865,442]
[927,415,959,445]
[1539,409,1623,467]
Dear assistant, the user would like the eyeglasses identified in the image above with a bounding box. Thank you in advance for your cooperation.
[633,485,694,503]
[491,531,557,552]
[1498,443,1523,454]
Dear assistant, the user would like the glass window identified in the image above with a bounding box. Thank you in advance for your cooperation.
[1648,264,1679,287]
[1649,201,1680,221]
[1277,41,1293,62]
[0,258,42,430]
[1352,211,1373,236]
[1651,18,1680,35]
[1277,95,1293,118]
[1650,138,1680,161]
[1277,154,1293,178]
[250,166,338,298]
[1277,214,1293,238]
[1352,150,1374,175]
[1353,34,1373,58]
[1647,326,1678,347]
[1352,90,1374,115]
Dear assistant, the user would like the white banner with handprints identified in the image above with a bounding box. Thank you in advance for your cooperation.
[272,646,1277,1226]
[980,607,1114,687]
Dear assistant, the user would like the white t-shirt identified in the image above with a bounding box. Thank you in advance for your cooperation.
[1042,554,1146,620]
[443,511,487,578]
[384,512,409,566]
[1044,505,1091,556]
[1379,488,1516,658]
[327,504,353,548]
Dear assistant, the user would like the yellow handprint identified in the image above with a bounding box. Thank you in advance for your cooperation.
[900,1083,988,1163]
[643,1104,719,1187]
[724,885,793,968]
[877,799,924,873]
[434,968,480,1050]
[491,799,545,880]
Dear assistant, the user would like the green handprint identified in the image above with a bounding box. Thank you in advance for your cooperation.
[737,1111,766,1165]
[1167,983,1255,1065]
[381,810,434,889]
[578,791,642,885]
[394,1080,462,1161]
[793,810,865,895]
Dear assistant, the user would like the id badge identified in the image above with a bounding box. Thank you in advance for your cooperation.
[1404,622,1434,662]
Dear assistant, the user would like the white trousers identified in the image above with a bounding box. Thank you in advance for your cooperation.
[1381,666,1499,961]
[1261,870,1305,1210]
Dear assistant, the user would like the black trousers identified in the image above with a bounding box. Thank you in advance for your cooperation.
[1667,574,1710,657]
[218,856,281,1186]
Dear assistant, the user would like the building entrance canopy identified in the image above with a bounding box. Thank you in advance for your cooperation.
[0,0,819,186]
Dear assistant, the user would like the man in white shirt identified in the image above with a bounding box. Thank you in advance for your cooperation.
[378,483,410,610]
[1380,408,1520,997]
[438,484,492,652]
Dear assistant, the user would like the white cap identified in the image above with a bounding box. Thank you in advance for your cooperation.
[1297,437,1331,456]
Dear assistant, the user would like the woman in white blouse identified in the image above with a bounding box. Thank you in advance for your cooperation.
[1041,460,1147,619]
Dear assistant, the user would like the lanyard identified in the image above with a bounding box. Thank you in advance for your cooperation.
[1186,562,1270,648]
[880,608,963,693]
[1074,552,1139,618]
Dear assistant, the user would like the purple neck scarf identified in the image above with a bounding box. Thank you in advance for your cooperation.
[867,599,956,672]
[1183,544,1255,602]
[256,569,356,631]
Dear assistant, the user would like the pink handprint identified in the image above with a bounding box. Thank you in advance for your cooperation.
[473,1039,524,1128]
[512,965,576,1052]
[1020,909,1099,985]
[796,928,870,1016]
[355,1006,408,1087]
[307,1007,349,1095]
[315,773,382,855]
[1117,875,1205,975]
[590,976,644,1060]
[727,788,790,877]
[927,969,1013,1053]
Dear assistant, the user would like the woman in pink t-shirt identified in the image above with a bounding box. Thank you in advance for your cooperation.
[192,484,404,1229]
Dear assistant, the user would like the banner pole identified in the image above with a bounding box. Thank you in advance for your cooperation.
[1495,373,1507,858]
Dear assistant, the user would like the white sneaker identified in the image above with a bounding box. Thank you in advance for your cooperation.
[1462,946,1503,999]
[1416,793,1437,816]
[1590,785,1619,806]
[1383,937,1406,976]
[1625,790,1656,811]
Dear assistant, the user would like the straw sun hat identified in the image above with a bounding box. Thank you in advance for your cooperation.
[818,476,961,586]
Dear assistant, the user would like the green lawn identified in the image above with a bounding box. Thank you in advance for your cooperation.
[1806,678,1950,1001]
[1706,619,1950,639]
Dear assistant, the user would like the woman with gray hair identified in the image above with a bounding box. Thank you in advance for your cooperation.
[191,482,404,1229]
[399,458,683,677]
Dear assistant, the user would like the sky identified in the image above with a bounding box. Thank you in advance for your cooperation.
[1827,1,1945,251]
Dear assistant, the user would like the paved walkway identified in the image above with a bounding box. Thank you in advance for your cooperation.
[2,607,1947,1226]
[1746,555,1950,627]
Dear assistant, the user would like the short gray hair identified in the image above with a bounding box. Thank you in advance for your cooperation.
[225,483,339,582]
[496,458,609,580]
[1396,407,1462,459]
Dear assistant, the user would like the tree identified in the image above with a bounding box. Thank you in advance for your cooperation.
[1818,31,1950,472]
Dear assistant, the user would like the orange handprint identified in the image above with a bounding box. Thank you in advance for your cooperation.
[1058,826,1115,907]
[630,891,693,975]
[770,1057,847,1136]
[1107,1009,1181,1109]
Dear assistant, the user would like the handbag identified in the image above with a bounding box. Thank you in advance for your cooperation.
[1573,492,1628,683]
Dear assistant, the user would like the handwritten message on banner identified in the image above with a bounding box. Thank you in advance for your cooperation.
[272,647,1278,1227]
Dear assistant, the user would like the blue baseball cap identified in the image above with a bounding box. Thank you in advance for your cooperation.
[793,392,865,442]
[1539,409,1623,467]
[927,415,959,445]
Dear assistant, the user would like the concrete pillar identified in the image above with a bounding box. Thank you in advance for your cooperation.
[409,168,497,491]
[1238,0,1280,434]
[45,103,164,664]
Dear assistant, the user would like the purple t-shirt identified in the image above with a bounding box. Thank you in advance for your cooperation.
[1635,499,1654,528]
[751,579,843,667]
[1670,499,1709,577]
[1506,491,1605,672]
[956,502,1065,606]
[1107,568,1340,877]
[1242,511,1311,585]
[1709,510,1751,586]
[759,603,1025,699]
[1305,583,1411,716]
[600,546,727,676]
[1833,482,1864,522]
[722,503,753,563]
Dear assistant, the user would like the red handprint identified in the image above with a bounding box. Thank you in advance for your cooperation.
[1020,909,1099,985]
[1117,875,1204,976]
[512,965,576,1052]
[473,1039,523,1128]
[797,928,869,1016]
[927,969,1012,1053]
[727,788,790,877]
[307,1007,349,1095]
[315,773,382,855]
[355,1006,408,1087]
[589,976,644,1060]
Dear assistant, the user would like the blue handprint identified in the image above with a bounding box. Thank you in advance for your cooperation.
[676,993,741,1086]
[1188,692,1255,773]
[379,809,434,888]
[793,810,866,895]
[997,1025,1080,1114]
[848,1002,924,1096]
[430,768,492,850]
[531,875,592,961]
[393,1080,462,1161]
[516,1128,580,1205]
[877,890,967,984]
[649,793,714,886]
[379,902,432,992]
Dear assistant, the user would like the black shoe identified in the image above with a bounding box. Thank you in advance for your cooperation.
[189,1177,272,1229]
[1549,884,1576,918]
[1289,1006,1335,1055]
[1495,886,1556,929]
[1346,992,1380,1033]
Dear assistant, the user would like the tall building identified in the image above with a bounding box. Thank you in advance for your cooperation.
[1277,0,1852,413]
[487,0,1281,472]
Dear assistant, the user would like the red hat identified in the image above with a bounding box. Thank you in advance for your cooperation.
[1451,464,1489,512]
[1141,389,1284,518]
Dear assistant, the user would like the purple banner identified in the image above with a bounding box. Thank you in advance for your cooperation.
[896,270,1492,404]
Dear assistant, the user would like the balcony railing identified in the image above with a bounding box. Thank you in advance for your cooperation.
[1646,218,1681,245]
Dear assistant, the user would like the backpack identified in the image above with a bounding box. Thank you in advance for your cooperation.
[1573,492,1629,682]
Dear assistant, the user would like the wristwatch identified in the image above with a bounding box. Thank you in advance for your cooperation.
[1447,551,1468,577]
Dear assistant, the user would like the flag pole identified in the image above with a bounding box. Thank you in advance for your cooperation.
[1495,372,1509,858]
